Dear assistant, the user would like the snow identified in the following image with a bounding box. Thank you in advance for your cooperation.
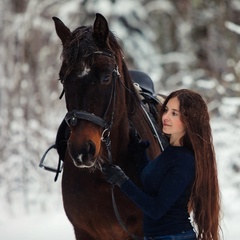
[0,117,239,240]
[0,210,75,240]
[225,21,240,35]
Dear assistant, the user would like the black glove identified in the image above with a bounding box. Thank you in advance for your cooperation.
[128,140,150,161]
[128,137,150,153]
[102,164,129,187]
[135,140,150,151]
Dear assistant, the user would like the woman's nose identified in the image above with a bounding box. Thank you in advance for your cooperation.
[162,114,169,122]
[163,118,169,123]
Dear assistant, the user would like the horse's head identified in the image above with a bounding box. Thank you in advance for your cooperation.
[53,14,135,169]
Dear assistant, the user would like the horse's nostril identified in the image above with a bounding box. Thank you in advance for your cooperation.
[86,141,96,155]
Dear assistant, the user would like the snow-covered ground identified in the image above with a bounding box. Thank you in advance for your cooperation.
[0,209,75,240]
[0,116,239,240]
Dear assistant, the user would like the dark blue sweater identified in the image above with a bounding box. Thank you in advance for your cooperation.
[121,145,195,237]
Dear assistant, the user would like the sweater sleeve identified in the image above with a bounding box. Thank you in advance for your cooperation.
[120,156,195,220]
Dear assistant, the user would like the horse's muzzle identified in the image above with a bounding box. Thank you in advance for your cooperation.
[67,141,97,168]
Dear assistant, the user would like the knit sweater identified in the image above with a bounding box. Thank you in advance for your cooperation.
[121,144,195,237]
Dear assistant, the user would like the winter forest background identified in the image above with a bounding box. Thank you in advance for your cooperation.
[0,0,240,239]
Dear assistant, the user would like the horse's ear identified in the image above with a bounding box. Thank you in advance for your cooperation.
[52,17,71,44]
[93,13,109,46]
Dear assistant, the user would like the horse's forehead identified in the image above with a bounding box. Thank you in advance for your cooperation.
[62,55,115,81]
[75,55,114,78]
[77,65,91,78]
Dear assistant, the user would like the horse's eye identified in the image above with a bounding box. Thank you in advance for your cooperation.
[101,74,111,84]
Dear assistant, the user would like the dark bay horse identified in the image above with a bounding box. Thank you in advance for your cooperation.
[52,13,163,240]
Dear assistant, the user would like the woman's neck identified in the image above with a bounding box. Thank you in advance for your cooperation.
[169,137,181,146]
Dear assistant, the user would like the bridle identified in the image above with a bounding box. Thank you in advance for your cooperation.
[39,51,119,175]
[64,51,120,164]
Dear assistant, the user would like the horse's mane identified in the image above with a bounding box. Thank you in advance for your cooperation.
[61,26,95,72]
[61,26,122,68]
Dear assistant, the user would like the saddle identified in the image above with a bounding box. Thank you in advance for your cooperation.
[40,70,168,181]
[129,70,168,151]
[129,69,159,104]
[130,69,161,118]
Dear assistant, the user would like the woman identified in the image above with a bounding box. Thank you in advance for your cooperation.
[102,89,221,240]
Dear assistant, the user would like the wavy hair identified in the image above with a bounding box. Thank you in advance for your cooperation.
[159,89,221,240]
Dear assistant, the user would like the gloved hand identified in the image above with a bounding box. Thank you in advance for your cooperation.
[128,139,150,153]
[135,140,150,150]
[102,164,129,187]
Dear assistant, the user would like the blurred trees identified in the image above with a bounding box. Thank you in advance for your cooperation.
[0,0,239,215]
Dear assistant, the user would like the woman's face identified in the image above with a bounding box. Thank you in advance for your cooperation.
[162,96,186,146]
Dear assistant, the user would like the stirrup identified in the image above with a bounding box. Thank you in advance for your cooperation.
[39,144,63,181]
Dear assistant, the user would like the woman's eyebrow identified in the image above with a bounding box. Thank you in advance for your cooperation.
[171,108,180,112]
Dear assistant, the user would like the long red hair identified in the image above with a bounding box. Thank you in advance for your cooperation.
[159,89,221,240]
